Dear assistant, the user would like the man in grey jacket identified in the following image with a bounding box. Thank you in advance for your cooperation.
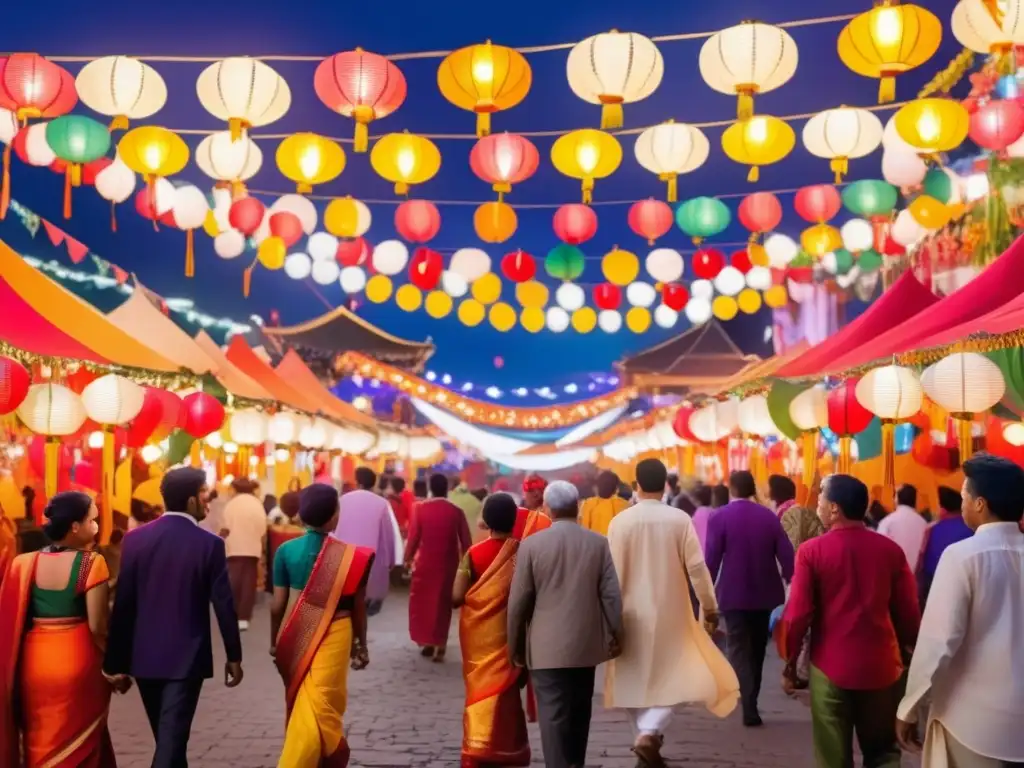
[508,480,623,768]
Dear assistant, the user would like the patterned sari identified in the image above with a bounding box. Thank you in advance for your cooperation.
[459,538,530,768]
[275,537,373,768]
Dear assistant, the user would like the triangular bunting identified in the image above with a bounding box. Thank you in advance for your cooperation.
[65,235,88,264]
[112,265,129,284]
[41,219,66,247]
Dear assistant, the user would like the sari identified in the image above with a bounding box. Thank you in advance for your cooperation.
[459,539,530,768]
[275,537,373,768]
[0,552,115,768]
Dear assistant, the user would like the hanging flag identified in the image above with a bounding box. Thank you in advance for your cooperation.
[112,265,129,284]
[65,235,88,264]
[42,219,66,247]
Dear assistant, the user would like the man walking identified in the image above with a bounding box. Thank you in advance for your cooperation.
[878,483,928,570]
[335,466,398,616]
[705,470,794,726]
[508,481,622,768]
[916,485,973,607]
[105,467,244,767]
[220,477,267,631]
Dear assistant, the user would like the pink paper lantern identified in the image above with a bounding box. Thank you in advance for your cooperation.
[969,99,1024,152]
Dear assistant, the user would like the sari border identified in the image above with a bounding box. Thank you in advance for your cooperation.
[40,711,105,768]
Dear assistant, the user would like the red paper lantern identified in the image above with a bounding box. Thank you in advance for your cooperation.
[794,184,842,223]
[500,249,536,282]
[738,191,783,235]
[553,204,598,245]
[730,249,753,273]
[0,54,77,121]
[336,236,371,267]
[181,392,225,439]
[228,197,266,237]
[269,211,303,247]
[0,356,30,414]
[692,247,725,279]
[661,283,689,311]
[470,133,540,197]
[394,200,441,243]
[134,187,175,225]
[408,247,444,290]
[314,50,407,152]
[672,405,699,442]
[123,386,167,448]
[593,282,622,310]
[969,99,1024,152]
[627,199,674,245]
[148,389,183,441]
[51,156,111,185]
[827,379,874,436]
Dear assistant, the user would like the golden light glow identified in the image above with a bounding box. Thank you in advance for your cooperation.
[397,148,416,177]
[871,7,904,46]
[576,143,599,173]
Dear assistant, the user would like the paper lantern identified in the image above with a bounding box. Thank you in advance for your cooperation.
[81,374,144,426]
[789,385,828,431]
[598,309,623,333]
[0,54,77,122]
[626,282,657,308]
[891,208,925,246]
[571,307,598,333]
[12,122,55,168]
[45,116,111,218]
[285,252,312,280]
[172,184,211,276]
[370,132,441,195]
[685,297,712,325]
[763,234,797,268]
[952,0,1024,56]
[258,236,287,270]
[17,382,86,435]
[593,282,622,311]
[409,247,443,290]
[270,194,318,236]
[474,201,517,243]
[827,378,874,457]
[268,412,300,445]
[712,295,738,321]
[801,225,842,257]
[470,132,539,198]
[228,197,266,237]
[567,31,663,129]
[324,197,371,238]
[472,272,503,304]
[970,99,1024,152]
[229,409,267,447]
[450,249,492,282]
[0,356,30,414]
[425,290,453,318]
[894,99,970,153]
[601,248,639,286]
[553,204,598,244]
[661,283,688,311]
[737,288,762,314]
[515,280,548,308]
[437,41,531,137]
[488,302,517,331]
[372,240,410,276]
[763,285,788,308]
[545,244,585,281]
[500,250,536,283]
[556,283,586,312]
[314,49,407,152]
[690,279,714,300]
[117,126,189,183]
[628,199,673,244]
[692,247,725,279]
[738,192,783,239]
[676,197,730,243]
[841,218,874,252]
[214,230,246,259]
[195,132,262,192]
[837,3,942,102]
[276,133,346,193]
[699,21,798,119]
[882,149,928,187]
[907,195,950,230]
[365,274,393,303]
[307,258,337,285]
[842,179,899,218]
[653,304,678,329]
[196,58,291,138]
[634,121,709,202]
[339,266,367,293]
[922,353,1005,414]
[730,250,753,274]
[75,56,166,130]
[269,211,303,248]
[546,307,570,332]
[738,395,777,437]
[794,184,842,223]
[308,232,339,262]
[802,107,883,182]
[395,200,441,243]
[1003,422,1024,446]
[856,365,923,420]
[396,284,423,312]
[646,248,684,283]
[335,237,371,267]
[550,129,622,204]
[713,266,745,297]
[721,116,795,182]
[458,299,486,327]
[514,307,543,334]
[625,307,651,333]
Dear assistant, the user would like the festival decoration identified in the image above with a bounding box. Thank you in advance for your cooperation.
[336,236,371,267]
[372,240,410,276]
[172,184,211,277]
[544,245,585,281]
[593,282,622,311]
[571,307,598,333]
[270,194,317,235]
[907,195,951,230]
[469,133,539,199]
[117,126,189,223]
[75,56,167,131]
[712,297,738,321]
[789,384,827,487]
[856,364,923,487]
[951,0,1024,65]
[228,197,265,237]
[661,283,688,311]
[713,266,745,297]
[395,200,441,243]
[969,99,1024,152]
[276,133,346,193]
[826,379,873,472]
[633,121,709,202]
[339,266,367,293]
[841,179,898,218]
[891,208,926,246]
[17,383,87,497]
[546,307,570,332]
[501,249,536,283]
[409,248,444,290]
[195,132,262,196]
[13,123,56,169]
[736,288,762,314]
[197,57,291,139]
[425,290,453,318]
[597,309,622,333]
[601,248,640,286]
[625,307,651,333]
[676,197,730,243]
[556,283,586,312]
[628,199,673,244]
[285,252,312,280]
[653,305,678,328]
[45,116,111,218]
[567,31,663,129]
[449,249,492,283]
[763,285,788,308]
[324,196,372,238]
[802,107,883,182]
[308,232,339,263]
[730,249,753,273]
[550,129,622,204]
[721,116,795,182]
[794,184,842,223]
[685,297,712,325]
[692,247,725,279]
[553,204,598,244]
[738,192,782,242]
[458,299,486,327]
[801,225,842,257]
[269,211,303,248]
[214,230,246,260]
[370,131,441,195]
[0,356,30,414]
[515,280,549,309]
[472,272,503,304]
[840,218,874,253]
[395,284,423,312]
[437,41,531,137]
[488,302,517,331]
[882,148,928,187]
[646,248,684,283]
[738,395,777,437]
[258,236,287,270]
[894,98,970,153]
[625,282,657,308]
[314,50,407,153]
[365,274,394,303]
[473,201,518,243]
[520,307,545,333]
[921,352,1005,460]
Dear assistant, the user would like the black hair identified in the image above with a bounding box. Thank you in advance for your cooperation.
[390,476,406,494]
[635,458,668,494]
[673,493,696,516]
[108,528,125,546]
[728,471,757,500]
[160,467,207,513]
[666,473,680,493]
[596,470,620,499]
[768,475,797,505]
[937,485,962,514]
[263,494,278,515]
[354,467,376,491]
[824,474,869,521]
[42,491,93,542]
[962,452,1024,523]
[299,483,339,529]
[413,478,428,498]
[231,477,258,495]
[693,484,713,508]
[378,473,391,492]
[22,486,36,519]
[481,492,518,534]
[429,473,449,498]
[130,498,158,524]
[617,483,633,501]
[280,491,301,519]
[711,485,730,508]
[896,484,918,509]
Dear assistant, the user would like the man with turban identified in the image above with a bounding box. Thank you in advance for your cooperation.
[513,474,552,540]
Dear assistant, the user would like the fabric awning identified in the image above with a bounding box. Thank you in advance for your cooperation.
[225,337,323,414]
[275,349,376,429]
[108,292,215,374]
[193,332,275,402]
[913,290,1024,350]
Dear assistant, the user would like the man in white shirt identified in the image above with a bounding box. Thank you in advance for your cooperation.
[896,453,1024,767]
[221,478,269,631]
[878,484,928,570]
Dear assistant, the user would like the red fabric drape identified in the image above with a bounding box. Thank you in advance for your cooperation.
[0,277,109,362]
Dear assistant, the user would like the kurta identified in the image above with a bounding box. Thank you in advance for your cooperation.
[335,489,397,603]
[604,499,739,716]
[407,498,472,646]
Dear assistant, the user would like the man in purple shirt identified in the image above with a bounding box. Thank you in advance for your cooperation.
[334,467,398,616]
[705,470,795,727]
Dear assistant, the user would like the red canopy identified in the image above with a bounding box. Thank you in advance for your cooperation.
[914,289,1024,349]
[776,271,938,378]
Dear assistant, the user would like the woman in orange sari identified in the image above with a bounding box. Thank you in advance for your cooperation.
[271,483,374,768]
[453,493,531,768]
[0,491,120,767]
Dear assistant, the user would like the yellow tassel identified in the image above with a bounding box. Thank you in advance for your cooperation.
[801,430,817,490]
[0,143,10,220]
[880,420,896,489]
[476,112,491,138]
[737,90,755,120]
[109,115,129,132]
[185,230,195,278]
[600,102,624,130]
[878,76,896,104]
[660,173,678,203]
[957,416,974,462]
[44,436,60,500]
[238,445,251,478]
[63,166,73,219]
[582,178,594,205]
[228,117,249,141]
[297,182,312,194]
[830,157,848,184]
[394,181,409,196]
[747,165,760,183]
[190,440,202,467]
[354,120,370,153]
[838,435,853,474]
[100,427,115,545]
[243,265,254,297]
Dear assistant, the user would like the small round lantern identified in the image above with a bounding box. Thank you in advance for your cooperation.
[969,99,1024,153]
[75,56,167,130]
[500,249,536,283]
[45,115,111,218]
[196,132,263,194]
[721,116,795,182]
[275,133,346,193]
[369,131,441,195]
[197,57,291,139]
[437,41,531,137]
[628,199,674,245]
[894,98,970,153]
[802,106,883,183]
[469,132,539,199]
[395,200,441,243]
[182,392,225,439]
[409,247,444,290]
[553,204,598,244]
[0,356,30,414]
[921,352,1005,461]
[567,31,663,129]
[474,201,517,243]
[550,129,622,204]
[676,197,730,244]
[633,121,709,202]
[738,192,783,242]
[594,282,622,311]
[856,364,923,487]
[827,379,875,472]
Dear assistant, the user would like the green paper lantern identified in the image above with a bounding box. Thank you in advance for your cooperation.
[544,244,585,281]
[675,197,730,242]
[986,348,1024,416]
[833,247,854,275]
[857,248,883,272]
[166,429,196,466]
[841,179,898,218]
[923,168,953,204]
[766,380,808,441]
[46,115,111,165]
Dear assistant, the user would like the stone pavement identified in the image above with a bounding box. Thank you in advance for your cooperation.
[108,589,911,767]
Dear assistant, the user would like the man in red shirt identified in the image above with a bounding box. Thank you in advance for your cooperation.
[781,474,920,768]
[512,474,552,540]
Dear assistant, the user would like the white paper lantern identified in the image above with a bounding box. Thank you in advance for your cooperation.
[690,398,738,442]
[270,194,319,235]
[802,107,883,182]
[268,412,300,444]
[94,155,136,204]
[745,265,772,291]
[891,209,926,247]
[196,57,291,131]
[409,435,443,461]
[634,123,709,200]
[882,149,927,187]
[556,282,586,312]
[22,123,55,166]
[882,116,919,153]
[140,444,164,464]
[284,252,312,280]
[685,297,712,325]
[713,266,745,297]
[81,374,145,425]
[307,232,339,262]
[856,365,923,419]
[340,266,367,293]
[311,260,340,286]
[172,185,209,230]
[654,304,678,328]
[341,429,377,455]
[840,218,874,253]
[821,252,838,274]
[17,383,87,436]
[764,233,798,268]
[214,230,246,260]
[645,248,685,283]
[626,282,657,308]
[211,187,233,231]
[195,132,263,184]
[921,352,1005,414]
[372,240,409,276]
[76,56,168,127]
[546,307,570,332]
[298,418,329,449]
[1004,422,1024,446]
[952,0,1024,53]
[699,22,798,117]
[598,310,622,333]
[441,270,469,298]
[738,395,777,436]
[449,248,491,282]
[789,385,828,431]
[0,108,18,145]
[229,409,268,445]
[690,279,714,300]
[567,31,664,127]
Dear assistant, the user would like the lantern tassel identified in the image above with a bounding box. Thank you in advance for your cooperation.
[63,166,74,219]
[581,178,594,205]
[600,102,624,130]
[185,230,195,278]
[109,115,129,132]
[44,436,60,500]
[838,435,853,474]
[880,419,896,489]
[957,416,974,462]
[0,143,11,220]
[394,182,409,196]
[476,112,491,138]
[801,430,817,490]
[354,121,369,154]
[110,202,118,232]
[238,445,251,478]
[228,118,250,142]
[737,89,755,120]
[830,157,848,184]
[100,427,115,545]
[747,165,760,183]
[660,173,678,203]
[243,263,254,297]
[190,439,202,467]
[147,177,159,232]
[878,75,896,104]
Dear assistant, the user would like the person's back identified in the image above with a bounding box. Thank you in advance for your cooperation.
[222,491,267,559]
[336,488,395,601]
[878,485,928,569]
[413,498,465,551]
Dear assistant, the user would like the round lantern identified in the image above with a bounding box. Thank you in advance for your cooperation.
[721,116,795,182]
[713,266,745,297]
[634,121,709,202]
[601,248,640,286]
[458,299,487,327]
[763,285,789,309]
[501,250,536,283]
[801,224,842,257]
[17,382,87,498]
[795,184,842,223]
[545,244,585,281]
[472,272,503,304]
[425,290,453,319]
[489,302,517,332]
[196,132,262,191]
[268,411,300,445]
[802,107,883,182]
[0,357,29,414]
[842,179,898,218]
[395,200,441,243]
[314,49,407,152]
[692,248,725,279]
[969,99,1024,152]
[894,99,970,153]
[45,116,111,218]
[516,280,549,308]
[841,218,874,252]
[181,391,225,440]
[546,307,571,332]
[556,283,586,312]
[229,409,267,447]
[738,395,777,437]
[228,197,266,237]
[335,237,371,267]
[567,31,663,129]
[672,405,699,442]
[593,282,622,311]
[738,192,783,240]
[730,249,753,273]
[276,133,346,193]
[907,195,950,230]
[550,129,622,204]
[661,283,688,311]
[269,211,303,248]
[117,126,189,185]
[882,149,928,187]
[0,54,77,123]
[837,3,942,102]
[437,41,532,137]
[737,288,762,314]
[365,274,393,303]
[571,307,598,334]
[197,57,291,138]
[285,253,312,280]
[395,284,423,312]
[1003,422,1024,447]
[258,237,287,271]
[474,201,517,243]
[450,248,492,282]
[172,184,211,277]
[520,307,545,333]
[952,0,1024,57]
[891,208,925,246]
[409,247,444,290]
[690,279,714,300]
[339,266,367,293]
[625,307,651,333]
[370,132,441,195]
[12,122,56,168]
[626,282,657,308]
[712,296,738,321]
[553,204,598,244]
[654,304,679,329]
[598,309,622,333]
[921,352,1005,462]
[270,194,318,235]
[676,197,730,243]
[214,231,246,260]
[699,21,798,119]
[308,232,338,262]
[827,378,875,472]
[646,248,684,283]
[763,233,798,268]
[75,56,166,130]
[856,364,922,485]
[628,199,673,244]
[470,132,539,198]
[685,297,712,325]
[324,196,372,238]
[790,384,828,486]
[372,240,409,276]
[689,400,736,443]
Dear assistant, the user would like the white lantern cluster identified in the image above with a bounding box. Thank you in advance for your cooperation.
[689,398,738,442]
[17,383,87,436]
[789,385,828,431]
[268,411,300,445]
[921,352,1006,414]
[802,107,883,183]
[81,374,145,425]
[196,57,291,135]
[738,394,778,437]
[567,31,664,129]
[229,409,268,445]
[855,365,923,419]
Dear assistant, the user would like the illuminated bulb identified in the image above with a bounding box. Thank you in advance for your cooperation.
[871,7,903,47]
[87,431,105,450]
[223,441,239,454]
[223,474,235,485]
[274,447,290,462]
[353,395,372,412]
[576,143,599,173]
[249,455,259,467]
[495,149,514,178]
[397,148,416,178]
[473,57,495,84]
[916,111,940,143]
[143,145,164,171]
[265,454,276,467]
[205,432,224,449]
[747,117,768,143]
[298,145,322,177]
[1004,422,1024,446]
[140,444,163,464]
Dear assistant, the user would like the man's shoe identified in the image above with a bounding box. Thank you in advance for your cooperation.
[632,734,666,767]
[742,712,763,727]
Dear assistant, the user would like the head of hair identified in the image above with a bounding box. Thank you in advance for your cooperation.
[377,473,391,492]
[711,484,730,508]
[413,478,428,498]
[962,452,1024,523]
[279,491,301,520]
[674,493,696,516]
[231,477,257,495]
[108,528,125,546]
[666,472,679,493]
[635,458,668,494]
[768,475,797,505]
[42,491,93,542]
[470,488,488,501]
[693,484,713,508]
[390,476,406,494]
[299,483,339,529]
[596,470,620,499]
[617,483,633,501]
[354,466,376,491]
[481,492,518,534]
[896,484,917,509]
[160,467,207,513]
[937,485,962,514]
[728,471,757,500]
[130,498,157,524]
[22,486,36,518]
[824,474,869,521]
[544,480,579,519]
[429,473,449,499]
[263,494,278,515]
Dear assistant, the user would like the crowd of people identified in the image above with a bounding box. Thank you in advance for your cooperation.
[0,453,1022,768]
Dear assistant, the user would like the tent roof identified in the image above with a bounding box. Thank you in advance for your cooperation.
[108,292,215,375]
[703,341,812,393]
[913,289,1024,350]
[275,349,376,429]
[225,336,327,414]
[192,332,276,402]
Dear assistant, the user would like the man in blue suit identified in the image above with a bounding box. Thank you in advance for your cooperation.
[105,466,244,767]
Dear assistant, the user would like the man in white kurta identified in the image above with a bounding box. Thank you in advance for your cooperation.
[605,458,739,766]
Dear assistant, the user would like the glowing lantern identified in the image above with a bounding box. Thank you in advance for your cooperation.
[472,272,503,304]
[489,302,517,332]
[396,284,423,312]
[324,196,371,238]
[370,131,441,195]
[228,197,266,237]
[661,283,688,311]
[75,56,167,130]
[721,115,795,182]
[922,352,1005,461]
[276,133,346,193]
[692,247,725,279]
[594,282,622,310]
[646,248,684,283]
[501,249,536,283]
[952,0,1024,61]
[553,204,598,244]
[738,192,783,242]
[409,247,444,290]
[699,21,798,119]
[856,364,923,486]
[969,99,1024,152]
[738,395,777,437]
[795,184,842,223]
[633,121,708,203]
[602,248,639,286]
[628,199,673,245]
[315,49,406,153]
[195,132,262,194]
[395,200,441,243]
[790,384,828,487]
[17,382,87,498]
[0,357,29,414]
[458,299,487,327]
[827,379,874,472]
[521,307,546,333]
[470,132,539,199]
[571,307,598,334]
[45,116,111,218]
[676,197,730,243]
[425,290,453,319]
[437,41,531,137]
[894,99,970,153]
[172,184,211,277]
[473,201,517,243]
[801,225,842,257]
[0,54,77,122]
[907,195,950,230]
[837,2,942,102]
[117,126,189,225]
[842,179,898,218]
[550,129,622,204]
[802,107,883,183]
[197,57,291,139]
[567,31,663,129]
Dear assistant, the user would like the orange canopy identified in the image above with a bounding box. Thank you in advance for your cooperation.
[275,350,376,428]
[225,337,323,414]
[193,332,275,402]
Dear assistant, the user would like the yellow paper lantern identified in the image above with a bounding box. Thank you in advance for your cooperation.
[602,248,640,286]
[203,210,220,237]
[458,298,486,327]
[516,280,549,308]
[571,307,598,333]
[473,201,517,243]
[893,99,970,154]
[365,274,394,304]
[551,129,622,204]
[489,301,517,331]
[625,306,652,333]
[323,196,372,238]
[737,288,763,314]
[907,195,951,230]
[748,243,769,267]
[712,295,739,321]
[763,285,788,308]
[837,2,942,103]
[800,224,842,257]
[257,236,286,270]
[520,306,545,333]
[471,272,502,304]
[370,131,441,195]
[721,116,795,182]
[437,41,532,138]
[425,290,453,318]
[276,133,346,193]
[395,284,423,312]
[117,126,189,181]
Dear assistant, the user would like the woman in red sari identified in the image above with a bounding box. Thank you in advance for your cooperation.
[0,491,122,767]
[453,493,531,768]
